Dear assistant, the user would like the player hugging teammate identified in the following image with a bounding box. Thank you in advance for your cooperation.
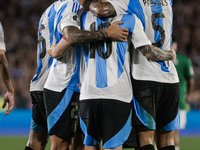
[25,0,180,150]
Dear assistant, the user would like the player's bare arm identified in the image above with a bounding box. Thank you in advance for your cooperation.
[49,21,128,58]
[89,2,116,17]
[48,38,73,59]
[0,50,14,116]
[137,45,176,62]
[63,21,128,45]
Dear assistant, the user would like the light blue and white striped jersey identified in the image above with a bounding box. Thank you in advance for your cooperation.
[107,0,179,83]
[80,12,151,103]
[30,1,62,91]
[44,0,85,93]
[0,22,6,51]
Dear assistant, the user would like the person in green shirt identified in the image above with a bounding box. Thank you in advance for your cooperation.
[172,40,194,150]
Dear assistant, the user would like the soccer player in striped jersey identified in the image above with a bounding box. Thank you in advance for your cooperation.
[90,1,179,150]
[42,0,129,150]
[0,22,15,116]
[25,1,61,150]
[48,9,176,150]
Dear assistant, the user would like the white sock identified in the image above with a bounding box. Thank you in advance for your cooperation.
[175,146,180,150]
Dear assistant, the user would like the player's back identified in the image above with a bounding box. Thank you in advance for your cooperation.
[30,0,63,91]
[80,12,135,103]
[108,0,179,83]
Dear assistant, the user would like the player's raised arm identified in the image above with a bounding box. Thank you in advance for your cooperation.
[89,1,116,17]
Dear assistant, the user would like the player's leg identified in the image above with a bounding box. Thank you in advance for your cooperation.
[174,130,179,150]
[50,135,73,150]
[79,99,102,150]
[71,124,85,150]
[156,131,175,150]
[155,83,180,150]
[136,128,155,149]
[85,144,101,150]
[131,78,157,150]
[25,91,49,150]
[44,88,80,150]
[26,130,49,150]
[174,109,186,150]
[104,145,123,150]
[101,99,132,150]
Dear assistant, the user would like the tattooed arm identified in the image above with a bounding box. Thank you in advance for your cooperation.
[49,21,128,58]
[89,2,116,17]
[137,45,176,62]
[63,20,128,46]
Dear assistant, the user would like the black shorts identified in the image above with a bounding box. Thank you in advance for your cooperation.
[43,88,80,139]
[131,78,180,131]
[79,99,133,149]
[30,91,47,130]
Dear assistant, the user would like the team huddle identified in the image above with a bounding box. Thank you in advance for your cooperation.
[26,0,180,150]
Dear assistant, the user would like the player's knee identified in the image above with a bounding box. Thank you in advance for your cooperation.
[139,144,155,150]
[158,145,175,150]
[51,135,72,150]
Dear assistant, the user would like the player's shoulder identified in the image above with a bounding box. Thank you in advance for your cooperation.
[59,0,81,8]
[57,0,83,14]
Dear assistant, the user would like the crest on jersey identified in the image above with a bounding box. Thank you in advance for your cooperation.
[73,15,77,21]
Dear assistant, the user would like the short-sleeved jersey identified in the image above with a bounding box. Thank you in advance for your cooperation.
[0,22,6,51]
[30,1,62,92]
[174,52,194,109]
[80,12,151,103]
[107,0,179,83]
[44,0,85,93]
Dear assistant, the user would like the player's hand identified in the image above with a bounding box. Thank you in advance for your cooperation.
[170,47,176,63]
[105,21,129,42]
[2,90,15,116]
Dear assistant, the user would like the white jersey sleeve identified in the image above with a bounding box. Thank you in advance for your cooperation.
[0,22,6,51]
[130,15,151,48]
[59,0,84,31]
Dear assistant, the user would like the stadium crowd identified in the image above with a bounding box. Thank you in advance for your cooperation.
[0,0,199,109]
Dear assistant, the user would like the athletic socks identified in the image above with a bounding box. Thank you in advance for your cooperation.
[175,146,180,150]
[158,145,175,150]
[25,146,34,150]
[139,144,155,150]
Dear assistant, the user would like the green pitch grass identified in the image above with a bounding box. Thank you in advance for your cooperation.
[0,136,199,150]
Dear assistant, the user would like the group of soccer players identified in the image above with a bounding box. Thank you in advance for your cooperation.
[25,0,180,150]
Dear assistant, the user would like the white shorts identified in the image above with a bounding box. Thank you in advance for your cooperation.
[179,109,187,129]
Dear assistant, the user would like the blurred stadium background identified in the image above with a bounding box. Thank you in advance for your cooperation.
[0,0,200,149]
